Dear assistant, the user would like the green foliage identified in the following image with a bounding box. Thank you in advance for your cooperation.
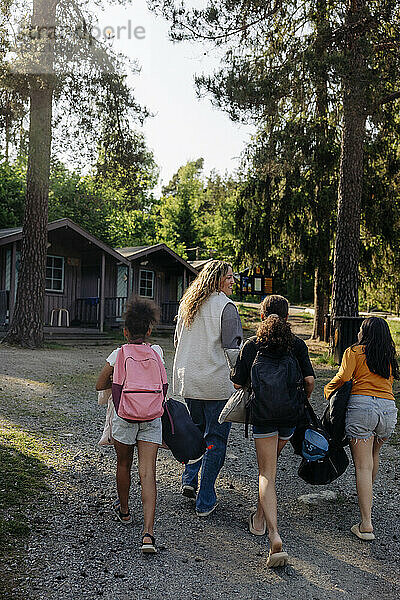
[201,171,239,260]
[155,160,241,261]
[149,0,400,319]
[359,105,400,312]
[156,159,204,256]
[48,161,157,247]
[95,125,158,212]
[48,164,111,241]
[105,208,156,248]
[312,351,337,367]
[0,159,26,228]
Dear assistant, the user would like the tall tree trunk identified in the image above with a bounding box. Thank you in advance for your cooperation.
[3,1,56,347]
[312,263,330,339]
[4,87,53,347]
[311,0,332,339]
[331,0,367,318]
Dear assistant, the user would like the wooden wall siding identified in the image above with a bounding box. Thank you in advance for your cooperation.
[168,273,177,302]
[44,253,119,324]
[44,259,78,324]
[0,246,6,289]
[129,257,194,309]
[105,259,117,297]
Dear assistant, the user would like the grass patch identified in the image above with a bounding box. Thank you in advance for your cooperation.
[388,320,400,353]
[237,304,260,332]
[43,342,70,350]
[0,424,51,555]
[294,311,313,320]
[312,351,337,368]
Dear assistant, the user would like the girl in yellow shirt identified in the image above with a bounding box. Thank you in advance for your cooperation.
[325,317,398,541]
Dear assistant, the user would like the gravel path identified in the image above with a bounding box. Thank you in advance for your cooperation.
[1,333,400,600]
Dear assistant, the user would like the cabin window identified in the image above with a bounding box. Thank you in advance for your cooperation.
[139,269,154,298]
[46,255,64,292]
[254,277,262,292]
[177,275,183,300]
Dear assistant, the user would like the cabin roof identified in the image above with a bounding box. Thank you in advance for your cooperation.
[116,243,198,275]
[0,218,130,265]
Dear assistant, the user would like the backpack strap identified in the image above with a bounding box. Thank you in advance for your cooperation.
[148,344,169,399]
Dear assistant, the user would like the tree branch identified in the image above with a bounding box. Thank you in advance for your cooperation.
[176,1,282,42]
[377,91,400,106]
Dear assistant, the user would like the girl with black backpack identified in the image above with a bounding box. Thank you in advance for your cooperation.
[325,317,398,541]
[231,313,307,568]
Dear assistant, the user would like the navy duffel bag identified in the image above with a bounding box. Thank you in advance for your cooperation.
[161,398,207,464]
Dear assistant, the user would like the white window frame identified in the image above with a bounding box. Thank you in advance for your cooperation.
[46,255,65,293]
[139,269,154,298]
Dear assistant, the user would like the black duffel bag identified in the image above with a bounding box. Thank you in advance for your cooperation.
[292,397,349,485]
[297,442,349,485]
[161,398,207,464]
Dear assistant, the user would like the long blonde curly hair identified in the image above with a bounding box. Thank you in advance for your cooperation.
[180,260,232,327]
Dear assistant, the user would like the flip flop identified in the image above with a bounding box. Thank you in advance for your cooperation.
[350,523,375,541]
[113,500,132,524]
[267,550,289,568]
[141,533,157,554]
[248,511,266,536]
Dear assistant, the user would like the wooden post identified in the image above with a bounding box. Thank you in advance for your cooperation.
[99,252,105,333]
[9,242,17,322]
[183,267,187,292]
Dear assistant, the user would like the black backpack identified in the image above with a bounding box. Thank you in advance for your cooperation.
[249,348,304,427]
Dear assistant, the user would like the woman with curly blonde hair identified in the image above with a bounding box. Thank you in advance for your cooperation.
[173,260,242,516]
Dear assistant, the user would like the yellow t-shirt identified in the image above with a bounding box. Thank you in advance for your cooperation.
[324,345,394,401]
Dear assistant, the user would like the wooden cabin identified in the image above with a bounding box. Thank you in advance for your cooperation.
[116,243,197,326]
[238,266,273,300]
[0,218,197,334]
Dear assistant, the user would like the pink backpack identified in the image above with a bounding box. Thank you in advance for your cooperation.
[112,344,167,422]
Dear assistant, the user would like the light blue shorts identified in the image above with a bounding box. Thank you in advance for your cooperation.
[345,395,398,441]
[112,410,162,446]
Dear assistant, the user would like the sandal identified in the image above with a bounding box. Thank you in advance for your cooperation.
[141,533,157,554]
[113,500,132,524]
[267,550,289,568]
[350,523,375,541]
[248,511,266,536]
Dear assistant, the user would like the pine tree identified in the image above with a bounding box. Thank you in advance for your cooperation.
[1,0,148,347]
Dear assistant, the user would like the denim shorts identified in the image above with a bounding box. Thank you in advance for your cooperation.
[253,424,296,441]
[345,395,398,441]
[112,410,162,446]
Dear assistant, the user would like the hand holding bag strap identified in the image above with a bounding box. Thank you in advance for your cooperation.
[303,396,323,429]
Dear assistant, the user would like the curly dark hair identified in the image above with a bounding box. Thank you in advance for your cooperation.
[256,313,293,353]
[123,295,160,339]
[357,317,399,380]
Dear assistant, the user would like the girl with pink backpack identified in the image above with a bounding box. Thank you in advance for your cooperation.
[96,295,167,554]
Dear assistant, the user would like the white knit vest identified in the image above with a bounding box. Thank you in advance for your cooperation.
[173,292,235,400]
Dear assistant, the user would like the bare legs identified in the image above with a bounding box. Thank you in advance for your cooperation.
[137,440,158,541]
[114,440,134,519]
[349,436,385,533]
[114,439,158,542]
[253,436,288,553]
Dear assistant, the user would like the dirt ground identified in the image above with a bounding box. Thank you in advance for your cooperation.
[1,318,399,600]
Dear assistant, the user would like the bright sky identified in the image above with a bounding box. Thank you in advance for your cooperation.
[96,1,254,189]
